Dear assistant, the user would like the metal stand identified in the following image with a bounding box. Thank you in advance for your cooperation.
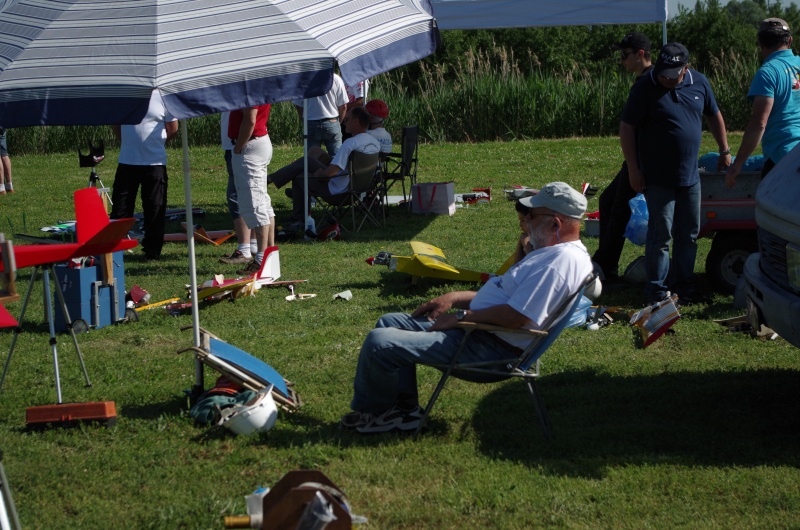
[0,450,21,530]
[0,264,91,403]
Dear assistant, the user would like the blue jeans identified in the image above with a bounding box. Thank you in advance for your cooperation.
[307,119,342,157]
[643,182,701,301]
[351,313,513,414]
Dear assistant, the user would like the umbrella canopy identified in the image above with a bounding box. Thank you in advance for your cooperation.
[0,0,439,127]
[0,0,439,397]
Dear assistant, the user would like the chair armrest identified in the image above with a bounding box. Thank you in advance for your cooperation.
[456,321,548,336]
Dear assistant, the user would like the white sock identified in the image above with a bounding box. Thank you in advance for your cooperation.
[250,239,258,254]
[237,243,251,258]
[255,251,264,265]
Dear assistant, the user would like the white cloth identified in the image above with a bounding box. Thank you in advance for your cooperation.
[346,79,369,103]
[367,128,393,153]
[470,240,592,348]
[118,90,176,166]
[328,133,380,195]
[220,111,231,151]
[294,73,348,120]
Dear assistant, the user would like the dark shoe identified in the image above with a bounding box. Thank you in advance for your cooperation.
[340,411,375,430]
[219,250,252,265]
[237,259,261,276]
[356,405,424,434]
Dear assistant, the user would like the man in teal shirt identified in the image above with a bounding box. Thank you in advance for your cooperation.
[727,18,800,186]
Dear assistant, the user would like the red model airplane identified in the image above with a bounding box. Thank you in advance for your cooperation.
[0,188,138,273]
[0,188,138,327]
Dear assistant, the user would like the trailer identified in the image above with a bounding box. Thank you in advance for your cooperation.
[699,171,760,293]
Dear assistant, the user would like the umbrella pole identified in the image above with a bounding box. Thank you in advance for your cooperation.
[303,100,309,226]
[180,119,204,401]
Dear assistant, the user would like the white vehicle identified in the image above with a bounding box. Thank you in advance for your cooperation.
[743,145,800,348]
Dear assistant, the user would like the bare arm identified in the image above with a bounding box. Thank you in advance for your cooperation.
[726,96,772,187]
[620,121,644,193]
[429,304,531,331]
[165,121,179,142]
[233,108,257,154]
[411,291,477,321]
[705,109,731,172]
[337,104,347,124]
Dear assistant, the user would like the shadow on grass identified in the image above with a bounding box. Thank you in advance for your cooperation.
[471,368,800,475]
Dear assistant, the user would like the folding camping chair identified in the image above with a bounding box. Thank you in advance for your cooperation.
[316,150,382,232]
[179,327,302,412]
[382,125,419,204]
[416,272,597,438]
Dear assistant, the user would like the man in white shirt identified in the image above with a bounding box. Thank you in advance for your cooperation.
[270,106,380,225]
[294,73,348,156]
[340,182,593,434]
[111,89,178,260]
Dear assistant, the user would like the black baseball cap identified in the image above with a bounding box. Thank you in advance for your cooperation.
[611,32,651,52]
[654,42,689,79]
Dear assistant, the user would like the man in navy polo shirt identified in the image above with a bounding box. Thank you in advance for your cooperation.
[620,43,732,305]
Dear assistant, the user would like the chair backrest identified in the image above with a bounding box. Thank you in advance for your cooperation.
[516,272,597,372]
[399,125,419,175]
[348,151,380,194]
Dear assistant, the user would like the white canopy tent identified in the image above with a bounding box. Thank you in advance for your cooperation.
[430,0,668,42]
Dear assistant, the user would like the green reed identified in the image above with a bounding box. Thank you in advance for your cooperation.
[5,47,761,154]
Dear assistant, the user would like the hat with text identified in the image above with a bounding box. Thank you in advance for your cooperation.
[519,182,587,219]
[654,42,689,79]
[759,17,791,34]
[611,32,651,52]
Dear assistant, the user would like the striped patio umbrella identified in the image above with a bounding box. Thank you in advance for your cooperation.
[0,0,439,127]
[0,0,439,397]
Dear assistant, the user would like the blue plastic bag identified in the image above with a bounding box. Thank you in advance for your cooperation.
[624,194,648,246]
[565,295,593,329]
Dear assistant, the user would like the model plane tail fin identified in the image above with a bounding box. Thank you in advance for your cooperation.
[75,188,110,244]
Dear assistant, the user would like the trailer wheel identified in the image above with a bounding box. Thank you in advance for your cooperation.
[705,231,758,294]
[124,308,139,322]
[71,319,89,334]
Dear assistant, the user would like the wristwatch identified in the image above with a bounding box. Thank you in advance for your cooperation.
[456,310,468,321]
[719,149,732,156]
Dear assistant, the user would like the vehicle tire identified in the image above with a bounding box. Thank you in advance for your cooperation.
[125,308,139,322]
[71,319,89,334]
[705,231,758,294]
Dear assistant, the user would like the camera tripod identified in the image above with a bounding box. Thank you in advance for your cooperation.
[0,263,91,404]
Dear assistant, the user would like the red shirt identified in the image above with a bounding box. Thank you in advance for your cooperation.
[228,104,271,139]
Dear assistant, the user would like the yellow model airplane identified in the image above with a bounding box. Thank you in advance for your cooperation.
[367,241,515,284]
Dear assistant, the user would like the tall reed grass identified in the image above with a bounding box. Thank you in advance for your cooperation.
[5,47,760,155]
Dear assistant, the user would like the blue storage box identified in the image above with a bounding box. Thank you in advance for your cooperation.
[53,252,126,332]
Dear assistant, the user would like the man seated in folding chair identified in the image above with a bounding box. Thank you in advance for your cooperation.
[341,182,593,434]
[269,106,380,228]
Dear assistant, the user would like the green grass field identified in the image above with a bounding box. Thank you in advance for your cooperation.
[1,135,799,529]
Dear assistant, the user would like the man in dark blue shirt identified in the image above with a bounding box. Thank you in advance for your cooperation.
[620,43,731,304]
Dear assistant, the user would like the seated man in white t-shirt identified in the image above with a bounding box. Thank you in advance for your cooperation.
[340,182,593,434]
[269,106,380,225]
[365,99,393,155]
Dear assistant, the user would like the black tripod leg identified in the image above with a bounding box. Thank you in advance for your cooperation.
[0,266,39,394]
